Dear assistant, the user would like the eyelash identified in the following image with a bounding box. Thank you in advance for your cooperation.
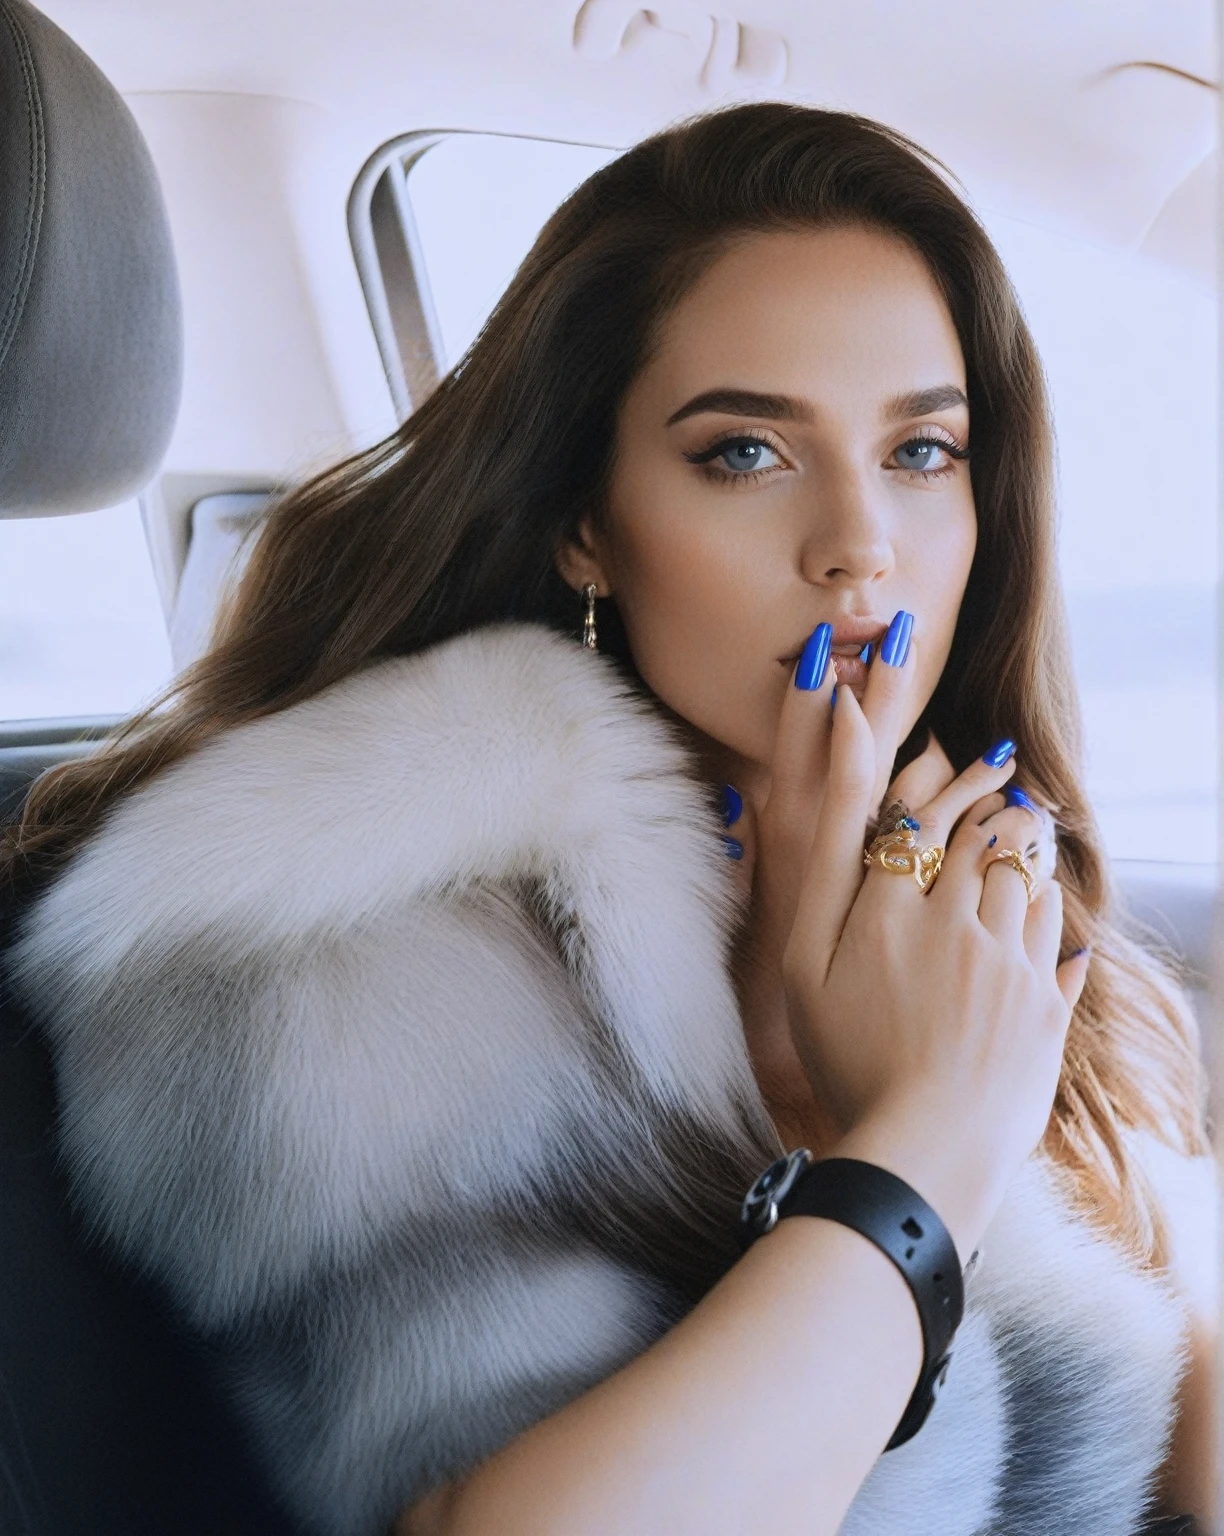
[683,427,971,487]
[684,431,787,488]
[895,429,970,481]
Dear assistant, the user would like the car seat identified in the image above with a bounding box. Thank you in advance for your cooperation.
[0,1,300,1529]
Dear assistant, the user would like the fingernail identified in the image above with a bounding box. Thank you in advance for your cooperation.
[721,784,743,827]
[987,833,997,848]
[721,836,744,860]
[982,738,1016,768]
[859,643,872,664]
[879,610,913,668]
[1004,785,1038,813]
[794,622,833,691]
[830,684,838,711]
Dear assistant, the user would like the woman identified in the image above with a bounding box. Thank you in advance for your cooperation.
[2,104,1210,1535]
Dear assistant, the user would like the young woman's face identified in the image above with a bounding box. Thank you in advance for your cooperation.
[562,224,977,777]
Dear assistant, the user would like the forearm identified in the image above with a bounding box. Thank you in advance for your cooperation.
[414,1212,922,1536]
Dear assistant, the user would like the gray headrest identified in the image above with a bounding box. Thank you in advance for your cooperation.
[0,0,182,517]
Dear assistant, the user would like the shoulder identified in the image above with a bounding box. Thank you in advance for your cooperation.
[13,623,726,970]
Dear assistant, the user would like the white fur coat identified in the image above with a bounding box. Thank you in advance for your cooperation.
[9,623,1187,1536]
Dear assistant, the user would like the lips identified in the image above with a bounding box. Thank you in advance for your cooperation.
[779,617,890,669]
[830,650,869,689]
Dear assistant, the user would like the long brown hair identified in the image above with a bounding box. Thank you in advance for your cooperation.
[3,103,1204,1259]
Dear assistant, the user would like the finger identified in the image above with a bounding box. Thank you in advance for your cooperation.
[718,780,755,899]
[1022,877,1063,975]
[763,624,837,877]
[886,732,955,815]
[790,682,877,976]
[978,801,1047,884]
[924,812,999,920]
[979,848,1033,939]
[1055,948,1091,1012]
[998,784,1057,880]
[858,617,921,812]
[924,797,1040,924]
[911,745,1019,845]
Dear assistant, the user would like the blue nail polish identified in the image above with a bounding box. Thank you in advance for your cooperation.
[859,643,872,664]
[1004,785,1038,814]
[830,684,838,711]
[721,836,744,860]
[794,622,833,691]
[721,784,743,827]
[981,738,1016,768]
[879,610,913,668]
[987,833,997,848]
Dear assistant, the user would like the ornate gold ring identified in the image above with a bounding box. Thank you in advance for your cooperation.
[863,826,946,894]
[988,846,1037,904]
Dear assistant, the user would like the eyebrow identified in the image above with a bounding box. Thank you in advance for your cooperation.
[665,389,808,427]
[665,382,969,429]
[885,384,969,419]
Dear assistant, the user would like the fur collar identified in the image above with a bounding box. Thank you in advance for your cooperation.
[10,622,1186,1536]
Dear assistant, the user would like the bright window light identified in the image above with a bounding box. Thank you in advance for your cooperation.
[0,502,173,722]
[986,214,1216,865]
[406,134,617,367]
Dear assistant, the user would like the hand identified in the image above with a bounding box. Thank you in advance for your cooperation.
[780,686,1089,1257]
[725,626,936,1126]
[729,626,927,988]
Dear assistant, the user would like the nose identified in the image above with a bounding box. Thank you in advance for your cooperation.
[797,464,894,589]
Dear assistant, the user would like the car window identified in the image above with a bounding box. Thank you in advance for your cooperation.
[987,215,1216,865]
[367,131,1216,867]
[407,134,619,367]
[0,502,173,723]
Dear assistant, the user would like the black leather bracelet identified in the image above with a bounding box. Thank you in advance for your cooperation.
[740,1152,965,1450]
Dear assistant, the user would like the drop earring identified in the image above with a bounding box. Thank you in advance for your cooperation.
[582,583,598,651]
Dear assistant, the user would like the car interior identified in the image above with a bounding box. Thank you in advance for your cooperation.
[0,0,1216,1529]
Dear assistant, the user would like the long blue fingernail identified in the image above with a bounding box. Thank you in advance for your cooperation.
[987,833,997,848]
[721,784,743,827]
[1004,785,1038,813]
[859,643,872,664]
[795,622,833,691]
[982,738,1016,768]
[830,684,838,711]
[879,610,913,668]
[721,836,744,860]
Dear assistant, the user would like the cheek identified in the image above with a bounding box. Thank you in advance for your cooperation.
[605,473,788,756]
[907,497,977,701]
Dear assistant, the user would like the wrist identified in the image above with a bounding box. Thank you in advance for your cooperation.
[740,1149,966,1451]
[830,1107,1004,1263]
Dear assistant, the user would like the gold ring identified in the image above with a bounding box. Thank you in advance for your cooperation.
[864,827,945,893]
[988,846,1036,903]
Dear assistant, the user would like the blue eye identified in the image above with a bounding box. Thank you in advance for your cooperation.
[892,436,967,474]
[894,440,944,472]
[715,438,781,473]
